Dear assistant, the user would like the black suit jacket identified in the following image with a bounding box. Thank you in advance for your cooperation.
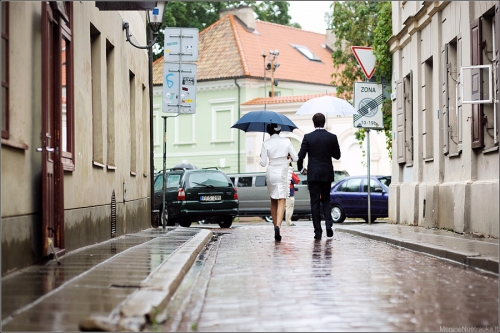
[297,129,341,183]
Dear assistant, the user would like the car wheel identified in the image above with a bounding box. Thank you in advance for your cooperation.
[331,205,345,223]
[263,216,273,223]
[218,216,233,228]
[179,221,192,228]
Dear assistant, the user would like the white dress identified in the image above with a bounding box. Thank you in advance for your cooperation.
[260,134,298,199]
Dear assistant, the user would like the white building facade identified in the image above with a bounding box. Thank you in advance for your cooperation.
[388,1,499,238]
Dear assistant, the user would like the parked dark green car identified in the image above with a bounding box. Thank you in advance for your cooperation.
[153,168,239,228]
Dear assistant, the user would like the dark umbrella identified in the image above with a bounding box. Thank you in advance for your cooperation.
[231,110,298,133]
[172,163,197,170]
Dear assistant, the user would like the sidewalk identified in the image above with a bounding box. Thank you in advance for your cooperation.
[1,221,498,332]
[334,223,499,274]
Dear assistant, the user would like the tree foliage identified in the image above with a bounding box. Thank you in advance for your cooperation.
[153,1,299,60]
[328,1,393,159]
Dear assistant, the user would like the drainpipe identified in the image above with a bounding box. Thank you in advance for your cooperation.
[148,27,155,226]
[235,78,241,173]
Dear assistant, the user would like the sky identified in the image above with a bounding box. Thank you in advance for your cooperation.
[287,1,333,34]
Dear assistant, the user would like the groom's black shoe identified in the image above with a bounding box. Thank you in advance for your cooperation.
[326,228,334,237]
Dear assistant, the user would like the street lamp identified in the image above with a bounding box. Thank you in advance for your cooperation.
[122,1,166,50]
[264,50,280,97]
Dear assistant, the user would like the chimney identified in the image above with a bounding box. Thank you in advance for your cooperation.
[219,5,256,31]
[325,29,336,51]
[326,29,346,52]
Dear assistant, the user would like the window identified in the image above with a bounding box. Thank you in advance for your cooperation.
[106,39,115,169]
[237,177,252,187]
[212,107,233,142]
[255,176,266,187]
[338,178,362,192]
[290,44,321,62]
[129,71,136,175]
[91,24,103,167]
[1,2,9,139]
[43,2,74,170]
[422,57,434,160]
[362,179,383,193]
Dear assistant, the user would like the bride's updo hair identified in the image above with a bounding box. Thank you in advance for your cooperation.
[266,123,281,135]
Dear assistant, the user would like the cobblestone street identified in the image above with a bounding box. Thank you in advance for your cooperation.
[157,222,499,332]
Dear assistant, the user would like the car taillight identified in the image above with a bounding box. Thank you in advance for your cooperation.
[233,187,238,200]
[177,188,186,201]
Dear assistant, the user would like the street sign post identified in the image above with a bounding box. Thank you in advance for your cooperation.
[160,28,199,227]
[351,46,376,80]
[162,28,199,115]
[353,82,386,226]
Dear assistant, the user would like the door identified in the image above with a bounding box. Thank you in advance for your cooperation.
[41,2,65,257]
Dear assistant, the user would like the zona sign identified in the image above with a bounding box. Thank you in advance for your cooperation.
[351,46,376,80]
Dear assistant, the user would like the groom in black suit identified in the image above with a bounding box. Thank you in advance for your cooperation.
[297,113,341,240]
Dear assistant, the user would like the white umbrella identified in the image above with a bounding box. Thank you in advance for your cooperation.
[295,95,357,117]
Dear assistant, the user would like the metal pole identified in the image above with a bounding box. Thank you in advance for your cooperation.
[161,117,167,228]
[367,129,371,225]
[148,26,156,227]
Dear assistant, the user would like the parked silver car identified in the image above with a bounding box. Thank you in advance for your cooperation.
[228,172,311,222]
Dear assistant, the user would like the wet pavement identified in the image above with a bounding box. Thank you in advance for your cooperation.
[157,222,499,332]
[1,220,498,332]
[1,228,209,332]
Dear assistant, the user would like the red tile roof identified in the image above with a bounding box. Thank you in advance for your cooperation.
[153,14,339,86]
[242,92,337,105]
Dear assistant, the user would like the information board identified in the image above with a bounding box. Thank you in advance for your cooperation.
[163,28,199,62]
[162,63,197,114]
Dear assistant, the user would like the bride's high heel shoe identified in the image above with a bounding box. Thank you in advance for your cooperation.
[274,226,281,241]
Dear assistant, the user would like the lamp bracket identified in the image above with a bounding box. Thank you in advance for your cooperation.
[123,21,157,50]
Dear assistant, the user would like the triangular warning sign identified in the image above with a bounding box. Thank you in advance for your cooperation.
[351,46,376,80]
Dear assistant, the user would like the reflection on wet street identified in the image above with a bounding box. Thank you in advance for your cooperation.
[1,228,199,332]
[158,224,499,332]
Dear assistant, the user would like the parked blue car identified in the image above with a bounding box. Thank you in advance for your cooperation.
[329,175,390,223]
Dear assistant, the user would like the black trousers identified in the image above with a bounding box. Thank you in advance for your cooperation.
[308,181,333,236]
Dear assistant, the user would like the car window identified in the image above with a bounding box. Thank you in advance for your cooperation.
[230,177,235,185]
[154,174,181,191]
[166,174,181,188]
[187,172,231,188]
[338,178,362,192]
[363,179,383,193]
[334,170,349,184]
[237,176,252,187]
[255,176,266,187]
[377,176,391,187]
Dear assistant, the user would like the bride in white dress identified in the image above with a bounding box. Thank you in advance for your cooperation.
[260,123,298,241]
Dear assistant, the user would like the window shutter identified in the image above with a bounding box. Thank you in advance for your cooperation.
[442,44,449,154]
[396,79,405,163]
[470,18,484,149]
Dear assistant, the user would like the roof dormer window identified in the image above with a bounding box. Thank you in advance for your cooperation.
[290,44,321,62]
